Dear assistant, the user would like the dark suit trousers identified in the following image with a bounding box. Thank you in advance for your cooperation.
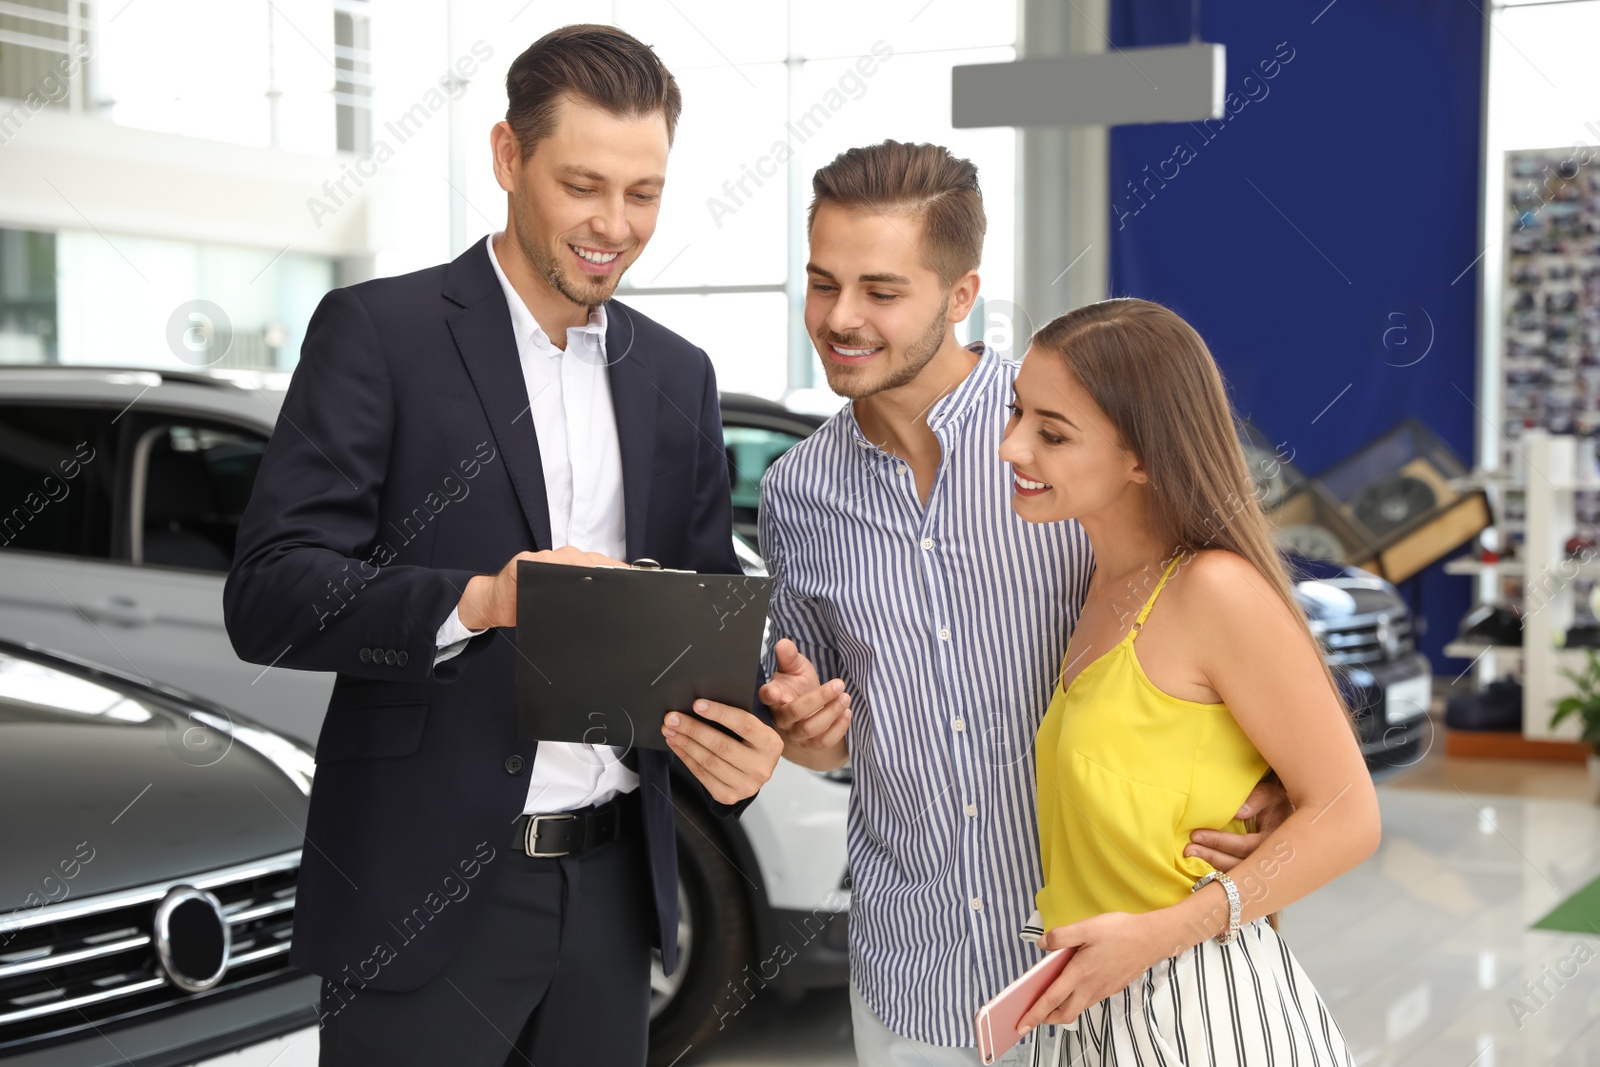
[315,800,652,1066]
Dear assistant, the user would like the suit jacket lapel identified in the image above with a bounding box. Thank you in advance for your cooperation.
[604,301,658,561]
[443,241,553,550]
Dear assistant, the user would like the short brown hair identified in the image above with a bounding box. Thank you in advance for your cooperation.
[808,140,985,285]
[505,24,682,160]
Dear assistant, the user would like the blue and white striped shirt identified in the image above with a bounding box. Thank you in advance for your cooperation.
[759,344,1094,1046]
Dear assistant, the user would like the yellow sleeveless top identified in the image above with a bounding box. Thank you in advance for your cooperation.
[1035,552,1270,930]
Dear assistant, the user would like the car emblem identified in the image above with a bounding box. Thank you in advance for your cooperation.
[153,886,231,992]
[1375,617,1395,656]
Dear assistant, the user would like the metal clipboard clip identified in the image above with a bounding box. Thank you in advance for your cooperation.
[593,557,697,573]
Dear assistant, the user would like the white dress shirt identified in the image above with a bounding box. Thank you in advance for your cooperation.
[434,232,639,813]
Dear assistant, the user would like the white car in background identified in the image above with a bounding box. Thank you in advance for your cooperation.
[0,366,849,1065]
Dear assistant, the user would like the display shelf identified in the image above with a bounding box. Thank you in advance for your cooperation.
[1448,433,1594,742]
[1444,729,1589,762]
[1444,641,1523,660]
[1445,556,1600,579]
[1452,472,1522,489]
[1508,432,1588,742]
[1443,557,1525,576]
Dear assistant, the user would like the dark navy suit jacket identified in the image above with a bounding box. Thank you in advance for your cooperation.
[225,236,751,991]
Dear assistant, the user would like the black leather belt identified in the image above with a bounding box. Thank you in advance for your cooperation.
[512,792,640,857]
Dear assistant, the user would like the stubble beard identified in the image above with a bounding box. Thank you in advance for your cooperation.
[513,200,626,309]
[820,292,951,401]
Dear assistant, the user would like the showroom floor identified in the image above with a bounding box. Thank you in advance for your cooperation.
[694,744,1600,1067]
[201,743,1600,1067]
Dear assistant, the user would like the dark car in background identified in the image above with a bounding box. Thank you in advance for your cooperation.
[1290,556,1433,765]
[0,640,318,1065]
[718,392,827,553]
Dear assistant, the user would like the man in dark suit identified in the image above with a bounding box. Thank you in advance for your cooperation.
[225,24,785,1066]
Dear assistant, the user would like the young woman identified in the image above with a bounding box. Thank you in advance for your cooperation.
[998,298,1378,1064]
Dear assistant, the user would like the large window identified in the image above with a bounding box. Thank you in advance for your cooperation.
[92,0,358,153]
[611,4,1019,401]
[54,232,334,370]
[24,2,1020,402]
[0,0,91,116]
[0,230,56,363]
[334,0,373,154]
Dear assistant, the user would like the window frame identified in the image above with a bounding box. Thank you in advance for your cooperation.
[122,412,270,574]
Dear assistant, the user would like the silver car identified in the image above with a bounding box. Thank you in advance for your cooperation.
[0,365,849,1064]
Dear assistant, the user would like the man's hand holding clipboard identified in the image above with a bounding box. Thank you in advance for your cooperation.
[463,547,784,805]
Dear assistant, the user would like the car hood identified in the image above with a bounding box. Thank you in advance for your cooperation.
[1287,555,1408,623]
[0,644,310,907]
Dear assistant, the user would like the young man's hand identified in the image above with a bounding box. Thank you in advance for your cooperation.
[761,638,851,771]
[1184,775,1292,870]
[662,702,784,805]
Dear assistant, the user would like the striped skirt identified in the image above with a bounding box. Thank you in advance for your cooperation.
[1024,917,1355,1067]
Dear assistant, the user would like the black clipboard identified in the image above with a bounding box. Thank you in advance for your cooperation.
[514,559,773,751]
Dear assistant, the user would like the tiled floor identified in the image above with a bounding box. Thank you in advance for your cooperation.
[1284,788,1600,1066]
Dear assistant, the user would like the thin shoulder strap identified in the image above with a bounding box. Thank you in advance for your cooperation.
[1130,552,1186,634]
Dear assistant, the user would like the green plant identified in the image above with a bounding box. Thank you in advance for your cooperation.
[1552,649,1600,755]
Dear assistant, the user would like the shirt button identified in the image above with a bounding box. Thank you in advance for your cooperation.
[921,538,934,550]
[938,627,950,641]
[897,464,908,476]
[953,718,966,733]
[970,896,983,911]
[965,802,978,818]
[504,755,525,775]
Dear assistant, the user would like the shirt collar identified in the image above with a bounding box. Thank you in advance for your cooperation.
[484,233,608,354]
[929,341,1000,430]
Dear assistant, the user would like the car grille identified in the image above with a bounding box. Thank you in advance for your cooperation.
[1318,612,1416,666]
[0,851,300,1053]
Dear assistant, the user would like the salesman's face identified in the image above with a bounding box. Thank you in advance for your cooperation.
[804,202,959,400]
[494,94,669,307]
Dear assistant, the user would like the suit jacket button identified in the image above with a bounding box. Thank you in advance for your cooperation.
[359,648,372,664]
[396,651,408,667]
[384,649,398,666]
[504,755,525,775]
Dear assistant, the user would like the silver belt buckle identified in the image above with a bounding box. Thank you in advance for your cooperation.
[525,812,577,857]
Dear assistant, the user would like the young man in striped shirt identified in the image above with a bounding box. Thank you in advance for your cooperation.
[756,140,1287,1066]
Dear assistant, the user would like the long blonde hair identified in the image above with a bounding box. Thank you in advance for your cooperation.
[1031,298,1350,719]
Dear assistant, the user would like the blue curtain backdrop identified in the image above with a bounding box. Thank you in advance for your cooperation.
[1108,0,1485,673]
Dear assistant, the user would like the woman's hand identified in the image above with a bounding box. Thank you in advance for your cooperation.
[1016,911,1175,1033]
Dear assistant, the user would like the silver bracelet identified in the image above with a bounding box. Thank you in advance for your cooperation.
[1191,871,1241,945]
